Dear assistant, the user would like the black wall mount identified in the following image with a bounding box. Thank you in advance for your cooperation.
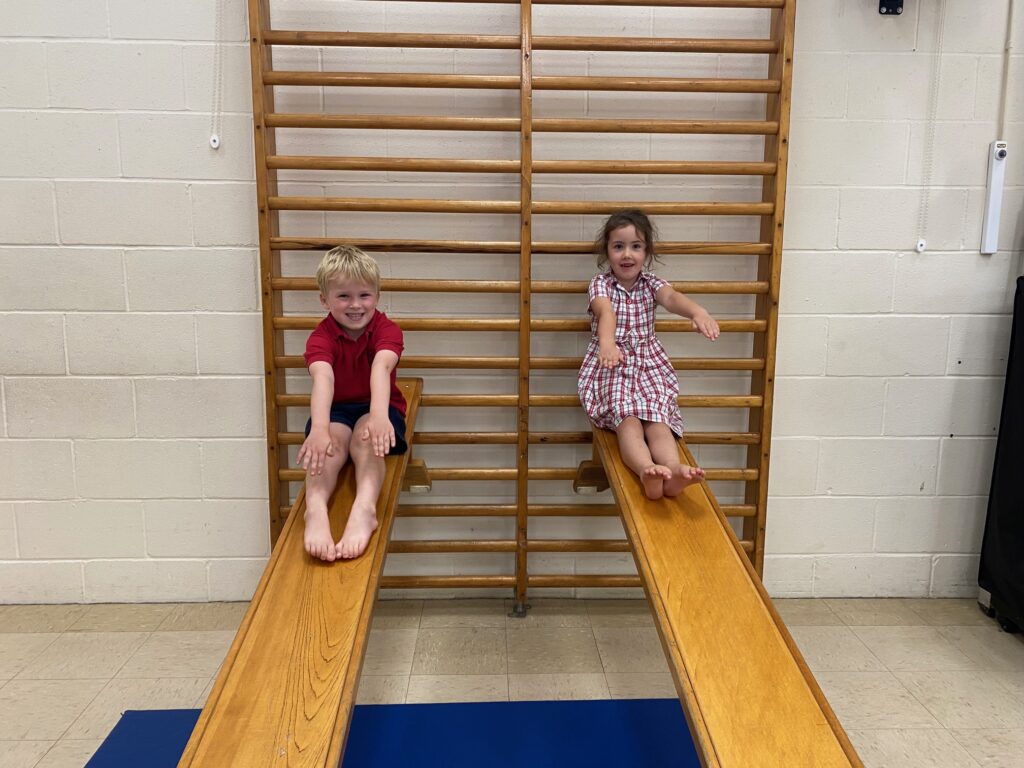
[879,0,904,14]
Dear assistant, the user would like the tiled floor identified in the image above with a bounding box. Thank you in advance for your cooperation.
[0,598,1022,767]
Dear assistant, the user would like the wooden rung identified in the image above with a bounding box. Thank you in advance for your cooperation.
[533,201,773,215]
[266,113,519,131]
[527,575,642,588]
[266,156,776,176]
[269,355,764,372]
[274,317,519,331]
[270,277,767,293]
[279,465,758,483]
[686,432,760,445]
[265,72,520,89]
[265,72,778,94]
[179,379,422,768]
[388,539,517,553]
[261,30,779,55]
[380,575,516,588]
[273,316,765,333]
[268,236,771,255]
[534,160,776,175]
[269,196,519,214]
[531,319,767,332]
[529,504,619,516]
[277,393,762,410]
[527,540,631,553]
[412,431,518,444]
[265,113,778,135]
[398,505,518,517]
[533,75,780,93]
[722,505,757,518]
[268,155,520,174]
[273,278,520,292]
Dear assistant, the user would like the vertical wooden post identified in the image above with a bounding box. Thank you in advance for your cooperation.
[248,0,287,542]
[513,0,534,613]
[744,0,796,575]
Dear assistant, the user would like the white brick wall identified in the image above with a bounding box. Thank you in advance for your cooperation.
[0,0,1021,602]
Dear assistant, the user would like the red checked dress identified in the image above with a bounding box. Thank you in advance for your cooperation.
[577,271,685,436]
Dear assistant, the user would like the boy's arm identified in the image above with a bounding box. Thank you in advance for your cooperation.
[363,349,400,457]
[655,285,720,341]
[297,361,335,475]
[590,296,623,368]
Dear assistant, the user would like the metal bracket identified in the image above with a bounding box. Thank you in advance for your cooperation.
[879,0,903,14]
[401,458,432,493]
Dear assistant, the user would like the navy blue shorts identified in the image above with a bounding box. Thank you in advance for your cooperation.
[304,403,408,455]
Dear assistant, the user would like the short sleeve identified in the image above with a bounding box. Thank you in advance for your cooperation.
[304,325,335,368]
[645,272,667,296]
[372,316,404,358]
[588,274,610,302]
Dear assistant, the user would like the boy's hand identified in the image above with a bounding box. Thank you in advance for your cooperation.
[298,427,334,476]
[362,413,395,458]
[692,310,720,341]
[599,341,623,369]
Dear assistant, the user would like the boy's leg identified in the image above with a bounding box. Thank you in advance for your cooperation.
[337,414,387,559]
[644,421,704,497]
[304,422,352,562]
[615,416,671,500]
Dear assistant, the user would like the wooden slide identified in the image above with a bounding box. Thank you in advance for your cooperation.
[593,428,862,767]
[178,378,422,768]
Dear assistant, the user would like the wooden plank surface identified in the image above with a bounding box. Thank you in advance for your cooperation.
[179,378,422,768]
[593,428,861,768]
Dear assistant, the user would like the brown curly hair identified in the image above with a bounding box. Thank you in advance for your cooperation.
[593,209,659,270]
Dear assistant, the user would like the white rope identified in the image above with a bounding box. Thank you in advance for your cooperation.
[209,0,226,150]
[915,0,947,252]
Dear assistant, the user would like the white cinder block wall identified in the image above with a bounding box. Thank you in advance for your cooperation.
[0,0,1021,603]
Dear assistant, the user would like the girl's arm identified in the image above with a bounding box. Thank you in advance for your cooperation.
[655,285,720,341]
[297,361,335,474]
[591,296,623,368]
[364,349,400,457]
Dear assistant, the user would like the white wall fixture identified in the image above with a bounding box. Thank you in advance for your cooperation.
[981,141,1009,256]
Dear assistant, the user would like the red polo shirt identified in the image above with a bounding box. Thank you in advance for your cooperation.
[304,310,406,415]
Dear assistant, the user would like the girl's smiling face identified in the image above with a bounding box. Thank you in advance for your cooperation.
[606,224,647,289]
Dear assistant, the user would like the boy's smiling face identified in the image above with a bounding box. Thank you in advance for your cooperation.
[320,277,379,339]
[606,224,647,289]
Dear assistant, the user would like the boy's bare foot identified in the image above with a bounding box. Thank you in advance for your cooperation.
[304,508,337,562]
[336,501,379,559]
[663,464,705,497]
[641,464,672,500]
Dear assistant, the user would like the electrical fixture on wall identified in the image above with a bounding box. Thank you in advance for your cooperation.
[879,0,903,14]
[982,142,1009,255]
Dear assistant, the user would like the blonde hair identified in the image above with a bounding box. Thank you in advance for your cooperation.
[315,245,380,294]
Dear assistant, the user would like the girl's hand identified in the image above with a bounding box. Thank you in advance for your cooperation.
[298,427,334,476]
[599,341,623,369]
[362,413,396,458]
[692,310,720,341]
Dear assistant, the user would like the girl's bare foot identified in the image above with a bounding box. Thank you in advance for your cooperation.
[304,507,337,562]
[641,464,672,500]
[336,502,379,559]
[663,464,705,497]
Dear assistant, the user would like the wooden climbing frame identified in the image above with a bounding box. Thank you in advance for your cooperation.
[248,0,795,605]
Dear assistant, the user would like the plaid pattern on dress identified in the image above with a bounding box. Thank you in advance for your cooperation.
[577,270,685,436]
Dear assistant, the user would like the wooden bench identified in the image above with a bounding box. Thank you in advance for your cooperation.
[593,428,862,768]
[179,378,422,768]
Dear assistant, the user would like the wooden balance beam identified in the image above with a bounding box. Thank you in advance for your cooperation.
[178,378,422,768]
[592,428,862,768]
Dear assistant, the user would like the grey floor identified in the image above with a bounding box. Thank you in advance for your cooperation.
[0,598,1022,767]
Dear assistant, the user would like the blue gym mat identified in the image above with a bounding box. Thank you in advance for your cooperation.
[86,698,700,767]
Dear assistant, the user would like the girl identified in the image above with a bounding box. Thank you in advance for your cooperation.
[577,209,720,500]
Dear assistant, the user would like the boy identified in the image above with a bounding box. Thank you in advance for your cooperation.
[297,246,407,561]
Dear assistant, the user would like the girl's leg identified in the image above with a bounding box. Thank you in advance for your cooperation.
[643,421,704,497]
[304,422,352,561]
[337,414,387,559]
[615,416,671,500]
